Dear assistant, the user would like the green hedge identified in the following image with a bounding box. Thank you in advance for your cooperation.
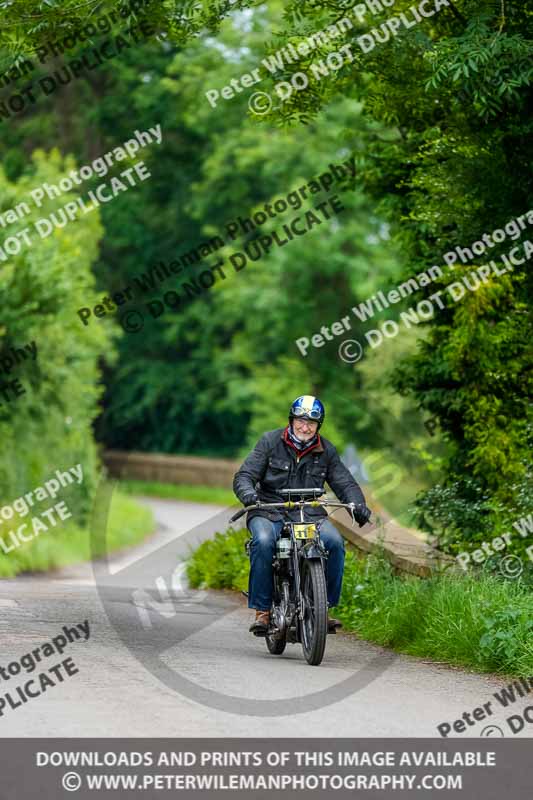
[0,150,117,525]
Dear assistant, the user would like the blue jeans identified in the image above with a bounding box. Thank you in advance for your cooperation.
[247,516,345,611]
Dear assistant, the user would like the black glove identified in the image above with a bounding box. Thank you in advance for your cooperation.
[242,492,259,507]
[349,503,371,527]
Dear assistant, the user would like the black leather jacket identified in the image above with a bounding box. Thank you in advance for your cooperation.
[233,428,367,523]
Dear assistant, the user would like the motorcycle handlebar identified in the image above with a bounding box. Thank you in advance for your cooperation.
[228,499,365,524]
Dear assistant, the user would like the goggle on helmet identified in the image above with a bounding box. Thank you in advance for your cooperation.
[289,395,325,426]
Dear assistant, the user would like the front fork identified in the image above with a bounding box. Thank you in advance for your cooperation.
[296,540,328,625]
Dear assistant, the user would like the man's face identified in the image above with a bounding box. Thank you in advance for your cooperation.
[292,417,318,442]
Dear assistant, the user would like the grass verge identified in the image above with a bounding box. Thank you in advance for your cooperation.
[120,479,235,507]
[186,527,533,677]
[0,489,154,578]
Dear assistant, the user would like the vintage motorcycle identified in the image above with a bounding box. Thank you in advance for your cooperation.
[229,488,360,666]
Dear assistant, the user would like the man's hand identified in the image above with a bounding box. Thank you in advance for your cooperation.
[242,492,259,507]
[349,503,371,527]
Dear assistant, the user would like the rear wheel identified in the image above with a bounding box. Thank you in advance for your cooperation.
[265,598,287,655]
[300,559,327,666]
[266,630,287,655]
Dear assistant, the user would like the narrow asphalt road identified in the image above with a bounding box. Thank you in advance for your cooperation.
[0,495,528,738]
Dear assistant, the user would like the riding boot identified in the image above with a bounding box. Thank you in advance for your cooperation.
[249,610,270,636]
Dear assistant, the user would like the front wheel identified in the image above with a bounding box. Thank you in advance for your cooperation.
[299,559,328,666]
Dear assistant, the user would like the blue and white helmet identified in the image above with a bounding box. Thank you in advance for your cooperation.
[289,395,325,429]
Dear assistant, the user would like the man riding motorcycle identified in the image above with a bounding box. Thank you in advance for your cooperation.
[233,395,372,636]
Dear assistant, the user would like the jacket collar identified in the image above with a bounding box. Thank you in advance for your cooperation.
[282,426,324,458]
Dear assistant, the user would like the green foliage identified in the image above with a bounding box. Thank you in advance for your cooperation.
[414,474,533,557]
[0,152,115,521]
[479,607,533,672]
[424,14,533,118]
[395,268,532,554]
[0,0,260,66]
[186,526,250,592]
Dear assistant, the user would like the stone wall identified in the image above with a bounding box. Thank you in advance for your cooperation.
[103,450,240,488]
